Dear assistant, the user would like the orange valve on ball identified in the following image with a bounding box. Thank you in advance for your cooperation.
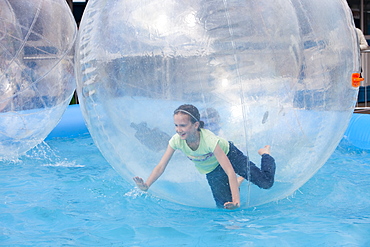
[352,73,364,88]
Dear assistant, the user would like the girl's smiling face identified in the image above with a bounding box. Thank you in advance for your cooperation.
[174,113,200,141]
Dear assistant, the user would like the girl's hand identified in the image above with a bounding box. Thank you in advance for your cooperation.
[224,201,240,210]
[133,176,149,191]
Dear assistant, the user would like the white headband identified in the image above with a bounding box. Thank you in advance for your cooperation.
[174,109,199,122]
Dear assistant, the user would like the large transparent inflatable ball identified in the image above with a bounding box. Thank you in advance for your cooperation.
[76,0,359,208]
[0,0,77,159]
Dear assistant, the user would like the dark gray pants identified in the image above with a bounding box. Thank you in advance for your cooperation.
[206,142,276,208]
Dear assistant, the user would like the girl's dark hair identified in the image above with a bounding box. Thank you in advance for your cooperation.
[174,104,205,130]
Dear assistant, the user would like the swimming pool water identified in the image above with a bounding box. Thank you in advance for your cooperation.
[1,134,369,246]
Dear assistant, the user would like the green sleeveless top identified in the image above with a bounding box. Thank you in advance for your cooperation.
[169,128,229,174]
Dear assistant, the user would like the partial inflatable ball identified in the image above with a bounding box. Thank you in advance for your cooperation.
[0,0,77,160]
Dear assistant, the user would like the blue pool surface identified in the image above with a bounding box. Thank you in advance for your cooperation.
[0,107,370,246]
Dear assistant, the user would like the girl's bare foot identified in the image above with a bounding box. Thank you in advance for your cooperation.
[258,145,271,155]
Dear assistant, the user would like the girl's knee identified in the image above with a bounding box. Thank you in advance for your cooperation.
[260,178,274,189]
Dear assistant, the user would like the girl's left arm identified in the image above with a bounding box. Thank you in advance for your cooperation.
[213,144,240,210]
